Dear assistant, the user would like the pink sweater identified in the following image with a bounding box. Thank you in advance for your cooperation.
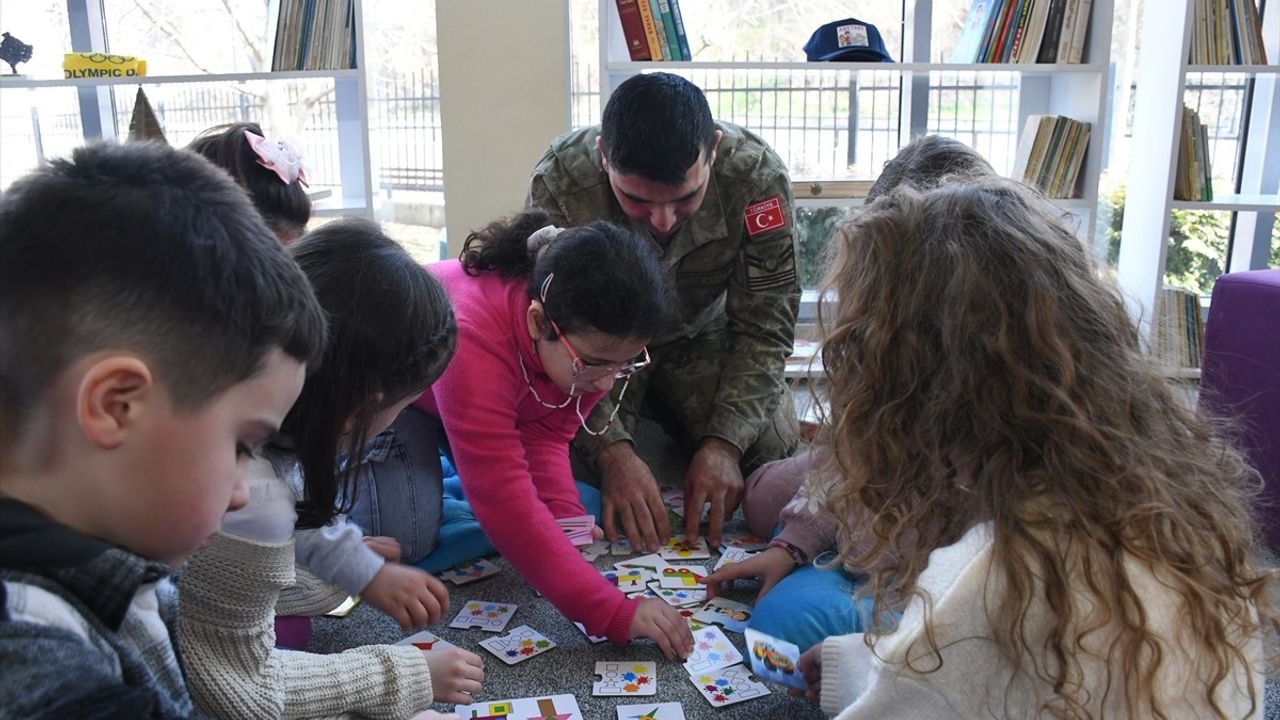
[414,261,638,643]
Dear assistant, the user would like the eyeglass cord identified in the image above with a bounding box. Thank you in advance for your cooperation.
[518,348,625,436]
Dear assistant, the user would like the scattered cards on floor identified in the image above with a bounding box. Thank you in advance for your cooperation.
[744,628,808,691]
[478,625,556,665]
[692,597,754,633]
[448,600,517,631]
[456,694,582,720]
[720,532,770,552]
[574,621,607,644]
[617,553,670,574]
[647,581,706,607]
[592,661,657,696]
[602,567,649,592]
[659,535,711,560]
[682,625,743,676]
[712,547,757,573]
[616,701,686,719]
[658,564,706,589]
[323,595,360,618]
[439,557,500,585]
[688,663,771,707]
[395,629,457,653]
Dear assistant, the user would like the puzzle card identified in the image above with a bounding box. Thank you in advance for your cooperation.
[394,629,457,652]
[601,567,649,592]
[719,532,770,552]
[615,701,686,720]
[744,628,808,691]
[610,537,634,556]
[691,596,754,633]
[688,663,770,707]
[646,580,706,607]
[574,622,607,644]
[581,539,610,561]
[592,661,657,696]
[438,557,500,585]
[658,535,711,561]
[682,625,743,676]
[674,606,707,631]
[455,694,582,720]
[448,600,517,631]
[658,564,706,589]
[711,547,757,573]
[478,625,555,665]
[616,553,672,574]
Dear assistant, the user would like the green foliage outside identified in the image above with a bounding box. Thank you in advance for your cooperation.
[794,205,852,289]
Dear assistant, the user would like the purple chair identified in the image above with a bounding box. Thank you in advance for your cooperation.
[1199,269,1280,554]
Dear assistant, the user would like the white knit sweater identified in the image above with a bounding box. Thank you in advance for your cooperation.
[821,523,1266,719]
[179,533,432,720]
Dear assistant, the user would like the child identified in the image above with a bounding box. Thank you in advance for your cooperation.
[188,122,312,244]
[410,209,694,659]
[0,141,326,716]
[178,218,483,719]
[798,179,1273,717]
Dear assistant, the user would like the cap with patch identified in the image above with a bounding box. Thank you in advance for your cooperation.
[803,18,894,63]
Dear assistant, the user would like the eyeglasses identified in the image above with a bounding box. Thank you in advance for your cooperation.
[540,273,652,382]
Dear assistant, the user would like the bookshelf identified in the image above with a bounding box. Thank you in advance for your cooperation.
[0,0,373,219]
[1116,0,1278,342]
[598,0,1117,249]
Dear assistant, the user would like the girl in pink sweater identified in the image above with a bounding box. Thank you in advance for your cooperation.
[413,210,694,659]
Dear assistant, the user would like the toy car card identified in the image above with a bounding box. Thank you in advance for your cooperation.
[744,628,808,691]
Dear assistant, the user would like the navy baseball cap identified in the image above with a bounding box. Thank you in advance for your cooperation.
[803,18,894,63]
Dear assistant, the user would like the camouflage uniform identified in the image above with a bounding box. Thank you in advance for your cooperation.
[527,121,800,476]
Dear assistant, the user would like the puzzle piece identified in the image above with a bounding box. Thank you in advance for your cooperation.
[581,539,610,562]
[610,538,633,556]
[574,622,607,644]
[682,625,743,676]
[688,663,770,707]
[719,532,770,552]
[448,600,517,632]
[478,625,556,665]
[616,553,672,574]
[592,661,657,696]
[658,564,706,589]
[711,547,757,573]
[744,627,808,691]
[646,580,706,607]
[601,567,649,592]
[438,557,500,585]
[394,629,457,653]
[615,701,687,719]
[455,694,583,719]
[658,535,711,561]
[691,596,754,633]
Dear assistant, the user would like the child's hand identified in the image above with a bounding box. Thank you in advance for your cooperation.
[628,598,695,661]
[791,643,824,704]
[363,535,402,561]
[700,546,795,602]
[362,563,449,630]
[423,646,484,705]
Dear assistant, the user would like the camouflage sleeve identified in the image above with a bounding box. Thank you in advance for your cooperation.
[525,171,570,228]
[707,175,800,452]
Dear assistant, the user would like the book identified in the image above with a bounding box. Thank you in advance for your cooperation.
[1037,0,1066,62]
[656,0,684,61]
[668,0,692,61]
[1017,0,1052,63]
[952,0,1003,63]
[975,0,1010,63]
[1065,0,1092,62]
[634,0,664,61]
[614,0,652,61]
[271,0,357,71]
[1004,0,1034,62]
[1013,115,1092,198]
[647,0,672,61]
[984,0,1021,62]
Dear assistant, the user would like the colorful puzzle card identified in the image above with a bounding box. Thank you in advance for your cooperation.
[691,597,754,633]
[610,537,634,556]
[616,553,672,574]
[711,547,757,573]
[438,557,500,585]
[660,487,710,520]
[455,694,582,720]
[448,600,517,632]
[658,564,706,589]
[646,580,706,607]
[592,661,657,696]
[688,663,771,707]
[601,567,649,592]
[394,629,457,653]
[615,701,687,720]
[719,532,770,552]
[478,625,556,665]
[574,622,607,644]
[682,625,743,676]
[743,628,808,691]
[658,535,711,561]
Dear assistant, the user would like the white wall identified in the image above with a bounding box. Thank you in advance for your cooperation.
[435,0,570,253]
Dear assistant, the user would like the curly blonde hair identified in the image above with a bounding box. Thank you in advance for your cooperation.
[816,178,1275,718]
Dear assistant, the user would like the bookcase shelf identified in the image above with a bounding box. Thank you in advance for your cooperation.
[0,69,360,89]
[1185,64,1280,74]
[605,61,1107,74]
[1170,194,1280,212]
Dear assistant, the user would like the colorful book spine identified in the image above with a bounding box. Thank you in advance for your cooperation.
[647,0,672,61]
[1006,0,1035,62]
[975,0,1009,63]
[668,0,692,61]
[614,0,653,61]
[656,0,684,61]
[634,0,664,61]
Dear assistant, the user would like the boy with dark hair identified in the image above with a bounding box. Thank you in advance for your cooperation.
[0,141,327,718]
[528,72,800,553]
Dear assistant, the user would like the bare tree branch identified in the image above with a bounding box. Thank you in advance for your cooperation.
[220,0,266,69]
[128,0,218,75]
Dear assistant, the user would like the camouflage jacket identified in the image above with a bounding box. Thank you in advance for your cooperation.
[526,122,799,455]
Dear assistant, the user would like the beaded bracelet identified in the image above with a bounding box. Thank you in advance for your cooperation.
[768,537,809,566]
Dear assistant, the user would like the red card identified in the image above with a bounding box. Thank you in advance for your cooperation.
[744,196,786,236]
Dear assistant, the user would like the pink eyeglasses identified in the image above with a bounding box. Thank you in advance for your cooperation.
[540,273,651,382]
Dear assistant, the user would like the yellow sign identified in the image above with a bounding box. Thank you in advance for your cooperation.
[63,53,147,79]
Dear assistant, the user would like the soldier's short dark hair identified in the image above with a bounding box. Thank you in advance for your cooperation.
[601,72,717,185]
[0,141,327,437]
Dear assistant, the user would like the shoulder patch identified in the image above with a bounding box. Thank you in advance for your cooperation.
[744,196,787,237]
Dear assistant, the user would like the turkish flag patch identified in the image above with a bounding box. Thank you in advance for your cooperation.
[744,196,786,236]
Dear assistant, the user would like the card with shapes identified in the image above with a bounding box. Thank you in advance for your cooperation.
[448,600,517,632]
[674,606,707,631]
[712,547,757,573]
[574,622,607,644]
[660,487,709,520]
[626,585,659,600]
[455,694,582,720]
[478,625,556,665]
[615,701,687,720]
[688,663,771,707]
[592,661,657,696]
[658,564,706,589]
[659,535,711,561]
[581,539,610,562]
[395,629,457,653]
[616,553,672,574]
[682,625,743,676]
[601,567,649,592]
[610,537,634,556]
[691,596,753,633]
[719,532,770,552]
[744,628,808,691]
[646,580,706,607]
[438,557,500,585]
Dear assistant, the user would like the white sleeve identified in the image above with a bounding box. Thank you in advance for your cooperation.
[293,519,385,596]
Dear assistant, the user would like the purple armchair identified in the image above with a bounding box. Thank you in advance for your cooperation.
[1199,269,1280,554]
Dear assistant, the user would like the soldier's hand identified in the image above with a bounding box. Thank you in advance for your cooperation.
[684,438,744,548]
[596,442,670,553]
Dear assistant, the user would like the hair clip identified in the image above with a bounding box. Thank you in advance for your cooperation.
[526,224,564,256]
[244,129,310,187]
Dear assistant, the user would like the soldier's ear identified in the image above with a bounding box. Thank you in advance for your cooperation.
[596,136,610,173]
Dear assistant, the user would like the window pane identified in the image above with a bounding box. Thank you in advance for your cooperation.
[1163,209,1231,297]
[103,0,269,74]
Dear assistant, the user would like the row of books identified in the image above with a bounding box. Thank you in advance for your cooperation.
[1010,115,1091,199]
[1153,284,1206,370]
[270,0,357,71]
[951,0,1093,64]
[615,0,692,61]
[1175,105,1214,202]
[1188,0,1268,65]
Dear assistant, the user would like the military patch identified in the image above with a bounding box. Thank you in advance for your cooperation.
[744,196,786,236]
[745,244,797,292]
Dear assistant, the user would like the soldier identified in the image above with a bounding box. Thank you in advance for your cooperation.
[527,72,800,552]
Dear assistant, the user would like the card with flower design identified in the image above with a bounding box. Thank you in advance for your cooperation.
[448,600,517,631]
[682,625,742,676]
[646,580,706,607]
[478,625,555,665]
[659,535,711,560]
[688,663,770,707]
[592,661,657,696]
